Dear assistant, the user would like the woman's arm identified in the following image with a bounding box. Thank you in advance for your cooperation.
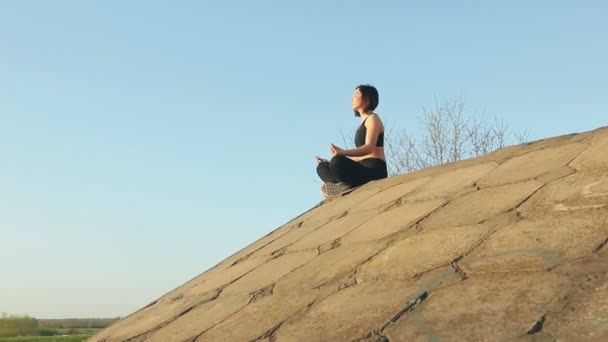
[340,115,381,157]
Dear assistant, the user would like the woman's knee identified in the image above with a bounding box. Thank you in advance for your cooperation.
[329,155,349,168]
[316,161,330,176]
[330,155,353,180]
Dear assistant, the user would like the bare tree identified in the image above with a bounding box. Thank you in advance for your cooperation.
[467,112,508,157]
[385,128,427,175]
[387,97,529,175]
[514,129,531,144]
[338,96,530,176]
[419,97,469,165]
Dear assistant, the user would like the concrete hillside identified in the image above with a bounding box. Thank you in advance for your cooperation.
[91,126,608,341]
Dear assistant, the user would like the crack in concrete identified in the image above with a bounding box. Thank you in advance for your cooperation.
[374,246,584,341]
[412,210,521,281]
[354,177,434,214]
[247,299,320,342]
[188,264,313,341]
[123,304,198,342]
[191,295,251,341]
[311,270,356,292]
[229,216,315,267]
[594,236,608,253]
[502,132,590,158]
[332,210,350,221]
[472,146,583,191]
[352,330,391,342]
[116,289,225,341]
[397,178,537,237]
[507,261,608,340]
[195,242,389,340]
[350,242,393,284]
[381,197,405,212]
[270,247,287,259]
[373,262,602,342]
[384,291,429,328]
[249,284,275,304]
[450,256,468,280]
[269,207,377,257]
[411,264,449,280]
[317,238,342,255]
[230,227,298,267]
[514,183,547,210]
[475,156,578,190]
[527,314,547,335]
[204,216,369,304]
[227,181,384,268]
[534,165,577,185]
[566,144,590,166]
[363,209,522,288]
[547,256,589,272]
[460,248,563,272]
[168,294,184,303]
[250,322,284,342]
[392,200,451,235]
[338,270,359,291]
[567,141,594,172]
[231,255,250,267]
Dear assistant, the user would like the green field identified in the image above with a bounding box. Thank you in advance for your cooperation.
[0,335,90,342]
[0,316,115,342]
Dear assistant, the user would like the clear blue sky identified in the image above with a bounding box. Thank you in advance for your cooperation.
[1,1,606,319]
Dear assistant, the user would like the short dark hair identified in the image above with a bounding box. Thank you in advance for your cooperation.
[354,84,379,117]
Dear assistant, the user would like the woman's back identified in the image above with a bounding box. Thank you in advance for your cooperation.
[354,113,386,161]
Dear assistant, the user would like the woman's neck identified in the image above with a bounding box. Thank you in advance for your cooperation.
[360,112,373,120]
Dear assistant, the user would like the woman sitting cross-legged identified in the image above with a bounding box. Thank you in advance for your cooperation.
[315,84,388,198]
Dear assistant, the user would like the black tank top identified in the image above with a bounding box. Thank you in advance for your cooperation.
[355,114,384,148]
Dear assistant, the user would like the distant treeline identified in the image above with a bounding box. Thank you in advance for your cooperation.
[38,318,119,329]
[0,315,119,338]
[0,316,38,337]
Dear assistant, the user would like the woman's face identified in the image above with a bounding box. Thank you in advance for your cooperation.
[352,88,365,112]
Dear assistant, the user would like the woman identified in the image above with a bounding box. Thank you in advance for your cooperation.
[315,84,388,198]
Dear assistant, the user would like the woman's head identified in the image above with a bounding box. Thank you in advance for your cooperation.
[352,84,379,117]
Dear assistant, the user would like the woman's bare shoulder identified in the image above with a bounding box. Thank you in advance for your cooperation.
[368,113,384,128]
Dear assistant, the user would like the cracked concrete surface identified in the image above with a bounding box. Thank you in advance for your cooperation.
[89,126,608,342]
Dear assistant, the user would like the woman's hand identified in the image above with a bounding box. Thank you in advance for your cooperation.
[315,156,329,164]
[330,144,346,156]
